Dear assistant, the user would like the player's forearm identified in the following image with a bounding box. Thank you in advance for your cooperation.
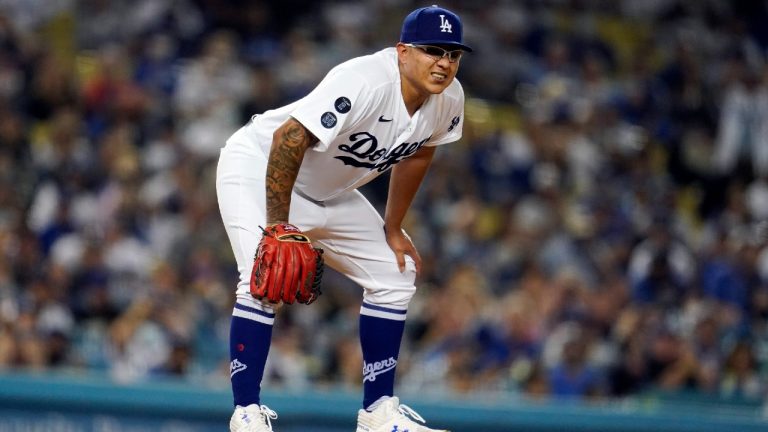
[266,118,317,224]
[384,146,436,229]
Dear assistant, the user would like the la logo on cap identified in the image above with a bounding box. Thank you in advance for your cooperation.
[439,14,452,33]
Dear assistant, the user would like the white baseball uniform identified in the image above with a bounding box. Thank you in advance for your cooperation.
[216,47,465,320]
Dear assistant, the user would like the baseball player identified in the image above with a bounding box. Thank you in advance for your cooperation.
[217,5,471,432]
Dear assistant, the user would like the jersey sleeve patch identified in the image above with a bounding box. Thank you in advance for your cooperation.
[334,97,352,113]
[321,112,338,128]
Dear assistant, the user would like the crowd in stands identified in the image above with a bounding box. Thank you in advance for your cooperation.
[1,0,768,404]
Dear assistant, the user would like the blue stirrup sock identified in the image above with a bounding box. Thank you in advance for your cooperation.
[230,302,275,407]
[359,302,407,409]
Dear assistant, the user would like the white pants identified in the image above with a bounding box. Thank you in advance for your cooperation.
[215,129,417,316]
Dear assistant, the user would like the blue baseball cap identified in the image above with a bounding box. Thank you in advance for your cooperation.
[400,5,473,52]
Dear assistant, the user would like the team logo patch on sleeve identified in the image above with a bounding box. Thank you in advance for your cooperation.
[334,97,351,113]
[321,112,337,128]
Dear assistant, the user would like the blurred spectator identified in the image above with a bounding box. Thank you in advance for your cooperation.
[545,322,605,398]
[713,57,768,180]
[628,219,696,308]
[609,332,650,397]
[645,327,703,391]
[719,340,765,399]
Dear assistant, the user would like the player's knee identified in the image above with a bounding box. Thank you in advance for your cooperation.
[235,292,281,314]
[363,284,417,309]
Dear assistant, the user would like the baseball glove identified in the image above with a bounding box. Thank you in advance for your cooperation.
[250,223,324,305]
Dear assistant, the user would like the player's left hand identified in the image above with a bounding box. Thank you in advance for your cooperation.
[384,225,422,274]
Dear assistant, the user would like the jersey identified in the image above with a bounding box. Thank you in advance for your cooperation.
[232,47,466,202]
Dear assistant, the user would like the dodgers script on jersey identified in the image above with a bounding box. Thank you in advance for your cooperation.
[232,48,465,201]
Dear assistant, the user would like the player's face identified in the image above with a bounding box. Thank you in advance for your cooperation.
[398,43,462,97]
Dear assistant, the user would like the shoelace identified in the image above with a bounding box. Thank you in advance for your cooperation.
[260,405,278,430]
[397,403,426,424]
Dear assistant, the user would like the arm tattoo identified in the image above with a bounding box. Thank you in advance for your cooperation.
[266,119,316,223]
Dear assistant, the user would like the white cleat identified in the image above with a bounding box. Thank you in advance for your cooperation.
[356,396,448,432]
[230,404,278,432]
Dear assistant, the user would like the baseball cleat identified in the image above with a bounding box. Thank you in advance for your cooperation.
[230,404,278,432]
[355,396,449,432]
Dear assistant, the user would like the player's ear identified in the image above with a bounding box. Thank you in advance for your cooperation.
[396,43,409,61]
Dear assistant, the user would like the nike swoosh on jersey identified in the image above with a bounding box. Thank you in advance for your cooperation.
[378,115,393,122]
